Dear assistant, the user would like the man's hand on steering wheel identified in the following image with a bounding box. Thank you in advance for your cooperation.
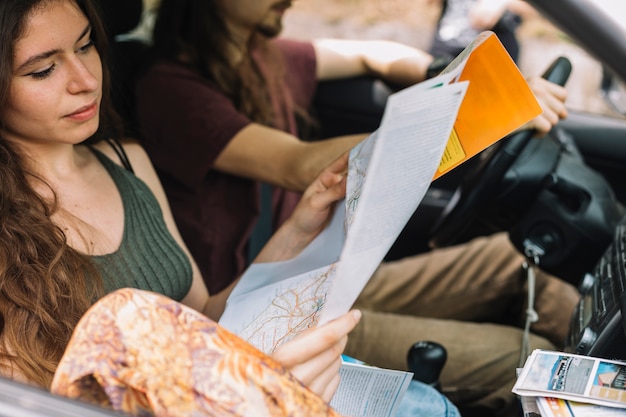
[429,57,573,248]
[521,76,569,135]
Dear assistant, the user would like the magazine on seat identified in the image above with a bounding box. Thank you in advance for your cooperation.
[514,349,626,411]
[536,396,626,417]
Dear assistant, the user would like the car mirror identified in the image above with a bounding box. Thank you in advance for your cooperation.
[601,67,626,116]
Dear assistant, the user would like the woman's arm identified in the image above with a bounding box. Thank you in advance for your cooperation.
[253,151,348,263]
[101,141,349,319]
[98,142,359,400]
[208,152,348,319]
[272,309,362,401]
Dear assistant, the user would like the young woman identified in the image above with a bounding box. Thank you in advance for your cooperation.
[0,0,358,401]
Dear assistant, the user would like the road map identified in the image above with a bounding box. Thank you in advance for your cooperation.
[232,264,336,353]
[219,75,469,347]
[219,32,542,351]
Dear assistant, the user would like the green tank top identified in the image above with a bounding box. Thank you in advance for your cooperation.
[90,149,192,301]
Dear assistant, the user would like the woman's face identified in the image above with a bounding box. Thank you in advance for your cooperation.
[2,0,102,147]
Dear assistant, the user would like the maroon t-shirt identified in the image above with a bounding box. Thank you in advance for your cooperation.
[135,39,317,294]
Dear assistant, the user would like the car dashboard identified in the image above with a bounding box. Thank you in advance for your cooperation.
[567,215,626,360]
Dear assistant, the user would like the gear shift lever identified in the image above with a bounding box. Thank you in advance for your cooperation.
[407,341,447,391]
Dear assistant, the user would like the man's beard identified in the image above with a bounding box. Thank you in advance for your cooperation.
[257,17,284,38]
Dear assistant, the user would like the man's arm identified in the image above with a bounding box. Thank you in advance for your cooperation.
[215,38,567,193]
[214,123,366,192]
[211,39,435,191]
[214,78,567,193]
[313,38,435,86]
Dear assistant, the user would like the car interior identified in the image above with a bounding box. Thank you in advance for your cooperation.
[316,76,626,362]
[2,0,626,414]
[290,0,626,369]
[98,0,626,385]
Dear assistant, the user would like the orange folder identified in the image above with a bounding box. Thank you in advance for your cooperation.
[434,31,543,179]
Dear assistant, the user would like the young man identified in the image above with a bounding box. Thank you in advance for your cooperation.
[134,1,577,415]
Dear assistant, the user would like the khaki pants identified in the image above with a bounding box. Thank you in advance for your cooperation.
[345,232,579,417]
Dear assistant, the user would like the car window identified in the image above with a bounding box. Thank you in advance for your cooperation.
[126,0,625,119]
[591,0,626,116]
[282,0,626,120]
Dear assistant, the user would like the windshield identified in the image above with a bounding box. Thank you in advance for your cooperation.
[593,0,626,28]
[548,0,626,117]
[284,0,626,119]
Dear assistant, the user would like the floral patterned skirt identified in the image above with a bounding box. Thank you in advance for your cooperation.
[51,288,342,417]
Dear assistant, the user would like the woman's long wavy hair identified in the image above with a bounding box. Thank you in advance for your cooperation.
[152,0,280,127]
[0,0,117,388]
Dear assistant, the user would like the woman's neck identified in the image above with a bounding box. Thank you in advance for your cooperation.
[20,143,87,185]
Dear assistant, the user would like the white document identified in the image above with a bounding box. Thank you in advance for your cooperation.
[217,72,467,417]
[319,74,467,324]
[330,360,413,417]
[219,76,468,346]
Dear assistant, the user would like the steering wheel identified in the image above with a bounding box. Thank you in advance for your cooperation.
[430,56,573,248]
